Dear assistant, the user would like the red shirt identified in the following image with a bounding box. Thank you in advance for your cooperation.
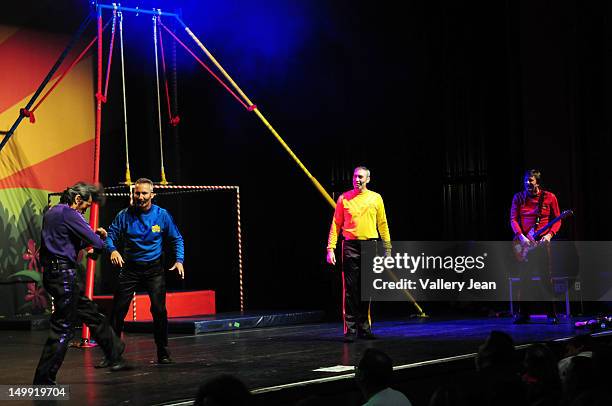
[510,190,561,237]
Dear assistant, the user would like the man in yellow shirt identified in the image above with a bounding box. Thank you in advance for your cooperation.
[327,166,391,341]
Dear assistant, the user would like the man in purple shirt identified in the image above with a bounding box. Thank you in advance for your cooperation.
[33,182,127,385]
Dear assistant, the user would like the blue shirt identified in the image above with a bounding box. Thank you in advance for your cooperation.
[41,204,105,265]
[106,204,184,263]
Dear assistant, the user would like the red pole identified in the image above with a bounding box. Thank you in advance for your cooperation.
[81,7,104,346]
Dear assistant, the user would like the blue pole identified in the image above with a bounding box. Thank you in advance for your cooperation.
[0,12,94,154]
[175,17,188,30]
[97,4,180,18]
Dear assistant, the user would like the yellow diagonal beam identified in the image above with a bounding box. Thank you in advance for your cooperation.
[182,26,335,209]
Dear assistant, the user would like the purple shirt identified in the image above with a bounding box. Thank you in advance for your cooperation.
[40,204,104,265]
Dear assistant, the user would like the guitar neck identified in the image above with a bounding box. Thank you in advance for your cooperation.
[533,214,564,239]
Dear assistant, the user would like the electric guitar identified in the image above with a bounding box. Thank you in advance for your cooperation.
[513,209,574,262]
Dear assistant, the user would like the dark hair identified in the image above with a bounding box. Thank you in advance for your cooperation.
[524,169,541,182]
[59,182,105,205]
[193,374,252,406]
[356,348,393,389]
[476,330,516,371]
[523,343,561,386]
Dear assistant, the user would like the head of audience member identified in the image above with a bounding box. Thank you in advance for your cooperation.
[522,343,560,386]
[132,178,155,211]
[193,374,252,406]
[60,182,105,214]
[355,348,393,399]
[475,331,516,372]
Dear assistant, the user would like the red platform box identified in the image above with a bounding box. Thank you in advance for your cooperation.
[94,290,215,321]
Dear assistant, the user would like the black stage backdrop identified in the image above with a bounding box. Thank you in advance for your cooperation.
[3,0,612,314]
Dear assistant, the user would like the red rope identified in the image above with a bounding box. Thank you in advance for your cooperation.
[157,18,180,126]
[20,108,35,123]
[95,14,103,182]
[27,20,112,122]
[158,19,251,111]
[102,10,118,101]
[95,92,106,103]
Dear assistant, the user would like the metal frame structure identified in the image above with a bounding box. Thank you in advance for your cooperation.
[47,184,245,315]
[7,2,426,343]
[7,1,333,344]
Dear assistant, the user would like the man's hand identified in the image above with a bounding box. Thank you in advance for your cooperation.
[110,250,124,268]
[540,233,553,243]
[96,227,107,239]
[326,250,336,266]
[518,233,531,245]
[170,262,185,279]
[86,248,99,260]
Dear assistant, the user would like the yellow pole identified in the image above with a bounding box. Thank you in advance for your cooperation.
[182,27,335,208]
[388,271,427,315]
[251,108,335,208]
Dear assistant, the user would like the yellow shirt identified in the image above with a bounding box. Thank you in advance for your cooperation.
[327,189,391,250]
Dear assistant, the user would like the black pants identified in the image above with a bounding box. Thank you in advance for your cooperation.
[517,243,557,317]
[110,261,169,358]
[33,268,123,384]
[342,240,371,335]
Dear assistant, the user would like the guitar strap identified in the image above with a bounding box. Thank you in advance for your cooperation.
[533,190,546,231]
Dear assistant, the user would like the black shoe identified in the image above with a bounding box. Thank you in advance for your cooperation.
[95,357,111,368]
[109,357,129,372]
[157,355,174,364]
[358,331,377,340]
[97,339,126,368]
[513,315,530,324]
[343,332,356,343]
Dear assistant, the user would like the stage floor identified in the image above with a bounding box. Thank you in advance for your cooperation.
[0,316,595,405]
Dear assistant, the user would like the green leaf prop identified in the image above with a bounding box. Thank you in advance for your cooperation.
[9,270,42,285]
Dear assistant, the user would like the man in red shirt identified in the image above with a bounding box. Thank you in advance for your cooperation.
[510,169,561,324]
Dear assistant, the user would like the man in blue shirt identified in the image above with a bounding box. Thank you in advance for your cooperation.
[104,178,184,365]
[33,182,126,385]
